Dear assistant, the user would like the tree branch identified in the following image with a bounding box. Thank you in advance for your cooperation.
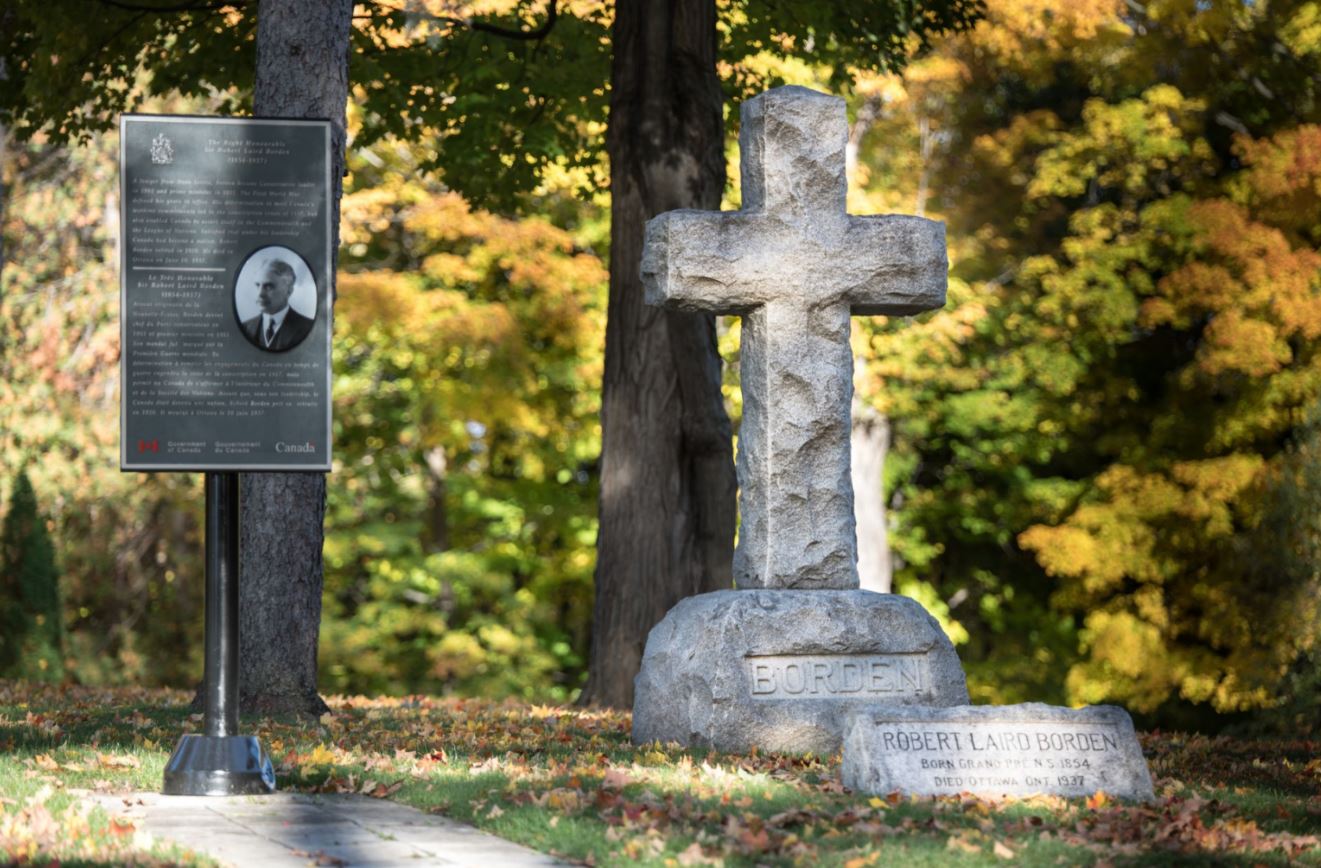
[87,0,245,12]
[367,0,557,42]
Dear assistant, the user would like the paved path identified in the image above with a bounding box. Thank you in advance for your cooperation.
[82,791,564,867]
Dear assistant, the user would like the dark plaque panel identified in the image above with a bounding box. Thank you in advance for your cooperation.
[120,115,332,471]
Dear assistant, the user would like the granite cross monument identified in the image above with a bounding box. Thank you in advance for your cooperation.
[641,86,946,591]
[632,86,969,754]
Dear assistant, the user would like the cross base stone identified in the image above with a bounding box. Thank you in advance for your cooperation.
[632,590,969,755]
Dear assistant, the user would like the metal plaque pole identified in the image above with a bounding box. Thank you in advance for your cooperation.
[162,472,276,795]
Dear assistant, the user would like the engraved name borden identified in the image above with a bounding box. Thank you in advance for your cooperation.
[745,653,932,700]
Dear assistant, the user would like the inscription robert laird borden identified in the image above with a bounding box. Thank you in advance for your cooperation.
[746,653,930,700]
[841,704,1155,801]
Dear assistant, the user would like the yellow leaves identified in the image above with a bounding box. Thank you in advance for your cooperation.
[429,632,487,680]
[1169,455,1264,511]
[95,753,141,770]
[1199,312,1292,377]
[31,755,59,772]
[1067,610,1174,711]
[303,744,338,767]
[545,787,583,811]
[1028,86,1209,202]
[1236,125,1321,223]
[1025,446,1293,713]
[1022,456,1268,599]
[1141,195,1321,380]
[904,54,969,88]
[972,0,1129,72]
[337,271,424,330]
[1281,2,1321,59]
[1018,525,1102,581]
[1143,263,1234,330]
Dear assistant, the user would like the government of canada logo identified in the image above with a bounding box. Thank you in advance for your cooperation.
[150,133,174,165]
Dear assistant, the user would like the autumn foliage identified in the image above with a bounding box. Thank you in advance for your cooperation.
[857,0,1321,719]
[2,0,1320,729]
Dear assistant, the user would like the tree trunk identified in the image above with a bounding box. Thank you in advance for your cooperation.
[0,123,8,289]
[851,401,892,593]
[844,94,897,596]
[579,0,737,709]
[1,15,9,287]
[237,0,353,717]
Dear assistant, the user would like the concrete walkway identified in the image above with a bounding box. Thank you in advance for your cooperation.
[82,791,564,867]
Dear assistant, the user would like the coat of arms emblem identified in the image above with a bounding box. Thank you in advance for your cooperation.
[150,133,175,165]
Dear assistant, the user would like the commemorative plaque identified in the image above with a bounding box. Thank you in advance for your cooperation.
[120,115,332,471]
[119,114,334,796]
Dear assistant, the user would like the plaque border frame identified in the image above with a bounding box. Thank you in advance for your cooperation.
[119,113,334,472]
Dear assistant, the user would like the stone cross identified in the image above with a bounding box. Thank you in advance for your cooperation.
[641,86,947,591]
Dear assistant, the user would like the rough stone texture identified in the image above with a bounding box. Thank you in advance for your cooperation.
[841,703,1156,802]
[632,590,969,754]
[640,86,947,590]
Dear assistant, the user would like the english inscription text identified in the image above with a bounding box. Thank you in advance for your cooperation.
[746,654,929,700]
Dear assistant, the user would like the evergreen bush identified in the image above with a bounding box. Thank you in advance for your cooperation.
[0,471,64,681]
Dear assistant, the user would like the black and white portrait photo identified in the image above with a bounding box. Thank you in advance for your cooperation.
[233,246,318,353]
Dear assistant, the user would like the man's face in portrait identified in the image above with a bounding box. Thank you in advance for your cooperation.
[257,263,295,314]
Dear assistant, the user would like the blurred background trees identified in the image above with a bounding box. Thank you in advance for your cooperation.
[854,0,1321,725]
[2,0,1320,729]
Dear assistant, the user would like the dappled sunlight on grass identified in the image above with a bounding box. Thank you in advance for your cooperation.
[1,682,1319,865]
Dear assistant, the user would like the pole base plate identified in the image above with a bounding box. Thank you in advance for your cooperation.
[162,734,276,796]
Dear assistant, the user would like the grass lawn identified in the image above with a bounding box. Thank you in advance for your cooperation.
[1,681,1319,866]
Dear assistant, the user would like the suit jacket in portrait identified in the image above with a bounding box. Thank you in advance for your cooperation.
[241,308,316,352]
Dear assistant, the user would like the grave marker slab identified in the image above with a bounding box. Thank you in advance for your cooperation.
[841,704,1155,801]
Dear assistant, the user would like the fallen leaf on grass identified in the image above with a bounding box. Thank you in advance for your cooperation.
[993,840,1015,859]
[97,753,141,770]
[32,754,60,771]
[108,816,136,837]
[470,756,501,775]
[547,788,584,812]
[676,841,722,866]
[601,767,633,790]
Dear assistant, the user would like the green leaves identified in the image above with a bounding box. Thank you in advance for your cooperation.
[855,0,1321,718]
[322,140,605,700]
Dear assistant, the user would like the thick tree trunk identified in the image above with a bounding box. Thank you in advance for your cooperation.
[1,20,9,286]
[237,0,352,717]
[0,124,7,288]
[852,401,892,593]
[579,0,737,709]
